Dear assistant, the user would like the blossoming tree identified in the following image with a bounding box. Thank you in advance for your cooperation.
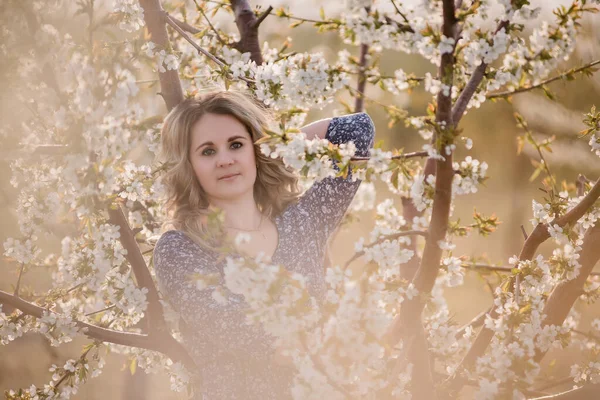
[1,0,600,399]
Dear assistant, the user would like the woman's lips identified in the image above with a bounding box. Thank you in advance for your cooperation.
[218,173,240,181]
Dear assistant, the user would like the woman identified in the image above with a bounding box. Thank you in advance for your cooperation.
[153,90,375,399]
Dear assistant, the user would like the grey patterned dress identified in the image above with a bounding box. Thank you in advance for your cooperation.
[153,112,375,399]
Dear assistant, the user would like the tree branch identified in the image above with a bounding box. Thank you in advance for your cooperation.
[14,263,25,296]
[451,20,509,126]
[0,289,197,373]
[163,12,226,70]
[193,0,227,45]
[139,0,184,111]
[454,307,490,339]
[386,2,459,398]
[528,384,600,400]
[252,5,273,29]
[350,150,428,161]
[488,59,600,100]
[354,43,370,113]
[230,0,263,64]
[534,223,600,363]
[106,204,166,333]
[169,15,200,34]
[448,178,600,390]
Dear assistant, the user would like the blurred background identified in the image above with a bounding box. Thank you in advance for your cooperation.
[1,0,599,398]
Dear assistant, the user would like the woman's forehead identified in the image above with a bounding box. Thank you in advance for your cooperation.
[190,113,251,144]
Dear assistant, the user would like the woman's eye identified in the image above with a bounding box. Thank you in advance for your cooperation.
[231,142,243,149]
[201,148,215,156]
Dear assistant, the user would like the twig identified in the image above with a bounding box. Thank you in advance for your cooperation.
[527,384,600,399]
[14,263,26,297]
[451,20,509,126]
[51,343,97,392]
[521,225,529,240]
[252,5,273,29]
[85,304,116,317]
[106,204,165,332]
[464,262,600,276]
[193,0,227,45]
[487,59,600,99]
[0,289,196,371]
[354,42,370,113]
[163,12,226,70]
[454,307,491,339]
[350,150,428,161]
[390,0,411,25]
[169,15,200,34]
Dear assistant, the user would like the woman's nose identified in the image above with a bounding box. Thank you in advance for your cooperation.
[216,151,235,167]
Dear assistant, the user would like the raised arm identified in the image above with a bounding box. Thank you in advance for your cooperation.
[286,112,375,246]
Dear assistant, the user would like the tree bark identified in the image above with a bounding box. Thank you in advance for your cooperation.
[139,0,184,111]
[230,0,265,64]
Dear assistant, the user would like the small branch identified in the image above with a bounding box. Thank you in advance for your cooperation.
[488,59,600,100]
[193,0,227,45]
[0,289,197,372]
[85,304,116,317]
[169,15,200,34]
[354,43,370,113]
[521,225,529,240]
[390,0,411,25]
[106,204,166,333]
[164,12,254,85]
[454,307,491,339]
[252,5,273,29]
[527,384,600,400]
[451,20,509,126]
[14,263,26,297]
[163,12,226,70]
[230,0,264,64]
[350,150,428,161]
[534,223,600,363]
[464,262,600,276]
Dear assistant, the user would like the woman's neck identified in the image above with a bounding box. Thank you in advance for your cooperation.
[210,195,263,231]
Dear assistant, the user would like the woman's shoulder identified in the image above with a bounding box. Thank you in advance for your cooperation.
[153,230,211,263]
[155,229,192,251]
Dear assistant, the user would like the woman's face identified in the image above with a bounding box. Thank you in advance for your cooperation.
[188,113,257,203]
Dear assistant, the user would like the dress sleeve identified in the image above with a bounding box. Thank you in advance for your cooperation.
[289,112,375,244]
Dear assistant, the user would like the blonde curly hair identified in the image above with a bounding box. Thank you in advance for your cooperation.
[159,90,301,249]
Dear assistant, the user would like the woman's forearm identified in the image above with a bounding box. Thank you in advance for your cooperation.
[300,117,332,140]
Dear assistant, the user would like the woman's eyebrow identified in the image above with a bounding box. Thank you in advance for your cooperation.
[195,135,247,152]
